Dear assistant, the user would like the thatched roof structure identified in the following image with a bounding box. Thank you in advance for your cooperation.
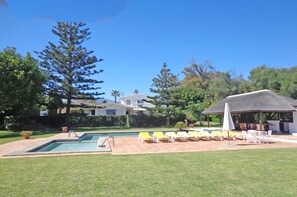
[202,90,296,115]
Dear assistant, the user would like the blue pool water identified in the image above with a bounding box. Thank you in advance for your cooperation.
[33,141,98,152]
[29,132,138,153]
[80,132,138,140]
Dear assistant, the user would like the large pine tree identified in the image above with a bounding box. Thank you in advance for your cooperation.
[37,22,104,114]
[147,63,180,127]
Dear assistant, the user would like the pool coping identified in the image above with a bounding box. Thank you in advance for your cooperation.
[3,135,113,157]
[2,131,146,157]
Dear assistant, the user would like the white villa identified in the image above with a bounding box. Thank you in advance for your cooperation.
[120,93,155,115]
[83,103,134,116]
[59,92,155,116]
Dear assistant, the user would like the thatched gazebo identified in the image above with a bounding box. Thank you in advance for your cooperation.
[202,89,296,131]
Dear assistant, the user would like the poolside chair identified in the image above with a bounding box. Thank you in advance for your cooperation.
[241,130,248,142]
[198,131,212,140]
[165,132,179,142]
[188,131,200,141]
[177,131,191,141]
[222,131,238,140]
[138,132,154,143]
[153,132,169,143]
[211,131,224,141]
[266,130,272,143]
[258,130,272,144]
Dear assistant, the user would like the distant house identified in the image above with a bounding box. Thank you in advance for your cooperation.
[60,100,134,116]
[84,103,133,116]
[120,93,154,115]
[60,93,155,116]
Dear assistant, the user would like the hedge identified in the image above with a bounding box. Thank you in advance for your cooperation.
[3,114,187,131]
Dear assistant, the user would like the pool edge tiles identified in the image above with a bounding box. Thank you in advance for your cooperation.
[3,132,139,157]
[3,139,112,157]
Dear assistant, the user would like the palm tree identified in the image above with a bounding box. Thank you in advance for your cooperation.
[111,90,120,103]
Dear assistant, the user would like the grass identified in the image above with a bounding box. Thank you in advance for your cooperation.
[0,148,297,196]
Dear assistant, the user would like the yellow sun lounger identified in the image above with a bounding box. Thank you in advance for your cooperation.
[223,131,238,140]
[138,132,154,142]
[188,131,200,141]
[199,131,212,140]
[153,132,169,142]
[211,131,224,141]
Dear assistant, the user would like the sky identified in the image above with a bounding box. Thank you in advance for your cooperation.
[1,0,297,100]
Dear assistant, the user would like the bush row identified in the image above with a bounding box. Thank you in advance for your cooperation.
[3,114,187,131]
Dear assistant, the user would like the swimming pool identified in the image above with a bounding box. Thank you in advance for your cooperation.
[79,132,138,141]
[27,132,139,154]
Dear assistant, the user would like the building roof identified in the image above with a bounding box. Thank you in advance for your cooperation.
[98,103,134,109]
[120,93,149,100]
[202,89,296,115]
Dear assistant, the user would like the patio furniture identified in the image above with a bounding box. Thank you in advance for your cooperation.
[267,130,272,143]
[211,131,224,140]
[165,132,179,142]
[177,131,191,141]
[258,130,272,144]
[188,131,200,141]
[198,131,212,140]
[240,123,247,130]
[138,132,154,143]
[222,131,238,140]
[247,130,262,143]
[153,132,169,143]
[241,130,248,142]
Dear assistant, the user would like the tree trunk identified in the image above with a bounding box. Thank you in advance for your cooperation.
[66,95,71,115]
[166,106,170,127]
[166,115,170,127]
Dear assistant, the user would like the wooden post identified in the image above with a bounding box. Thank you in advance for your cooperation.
[259,112,263,130]
[207,115,210,127]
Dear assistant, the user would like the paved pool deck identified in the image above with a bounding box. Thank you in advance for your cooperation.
[1,132,297,158]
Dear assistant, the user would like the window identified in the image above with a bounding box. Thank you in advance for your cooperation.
[137,100,144,104]
[106,109,116,115]
[126,100,131,105]
[90,110,95,115]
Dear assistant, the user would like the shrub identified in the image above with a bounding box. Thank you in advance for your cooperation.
[20,131,33,139]
[20,131,33,136]
[174,121,187,131]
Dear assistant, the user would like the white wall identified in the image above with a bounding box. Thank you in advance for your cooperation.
[95,108,126,115]
[289,111,297,134]
[120,94,154,108]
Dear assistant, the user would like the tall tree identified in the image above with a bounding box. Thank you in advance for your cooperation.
[37,22,104,114]
[0,47,46,115]
[249,65,297,99]
[111,90,120,103]
[147,63,180,127]
[172,86,207,125]
[182,61,214,89]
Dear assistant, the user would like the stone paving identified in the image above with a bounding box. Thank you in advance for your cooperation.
[1,132,297,158]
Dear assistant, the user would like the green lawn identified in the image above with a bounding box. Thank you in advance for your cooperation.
[0,149,297,196]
